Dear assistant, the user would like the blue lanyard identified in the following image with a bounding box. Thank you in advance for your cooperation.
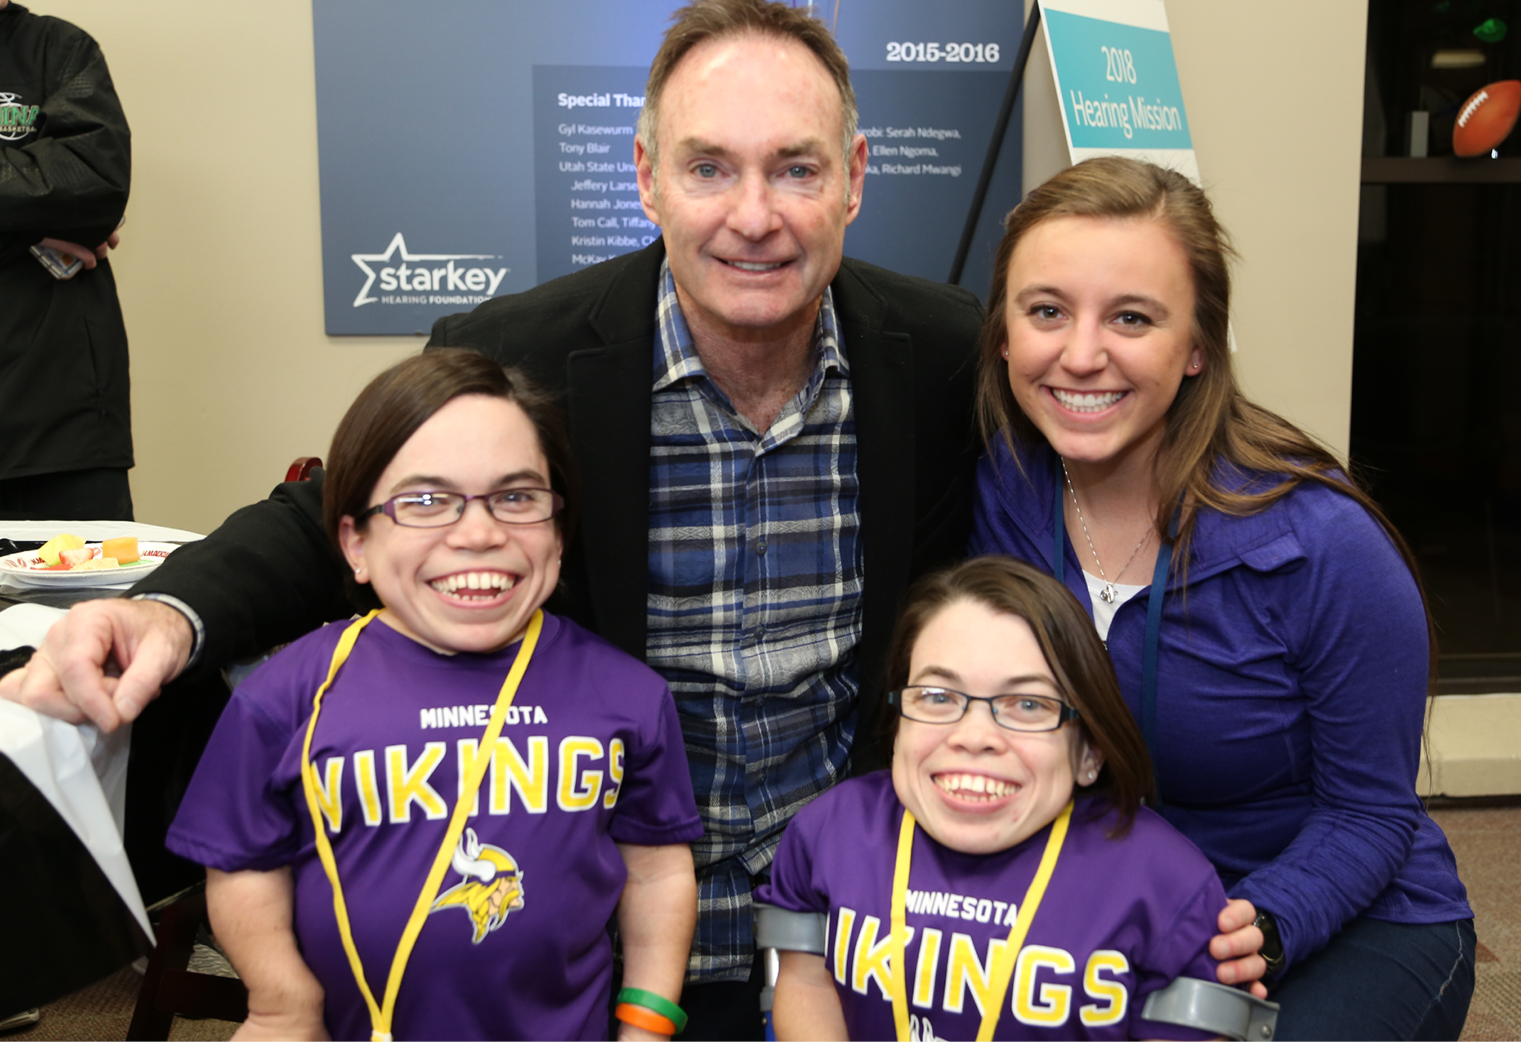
[1052,487,1174,801]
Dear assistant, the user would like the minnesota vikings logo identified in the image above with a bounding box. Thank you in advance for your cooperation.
[909,1013,944,1042]
[430,827,524,943]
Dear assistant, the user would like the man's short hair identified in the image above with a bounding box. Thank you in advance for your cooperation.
[636,0,860,172]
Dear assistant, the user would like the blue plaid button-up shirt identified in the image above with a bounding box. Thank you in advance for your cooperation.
[647,261,862,982]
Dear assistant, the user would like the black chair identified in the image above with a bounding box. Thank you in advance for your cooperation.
[127,884,246,1040]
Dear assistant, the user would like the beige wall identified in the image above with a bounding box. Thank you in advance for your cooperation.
[36,1,415,535]
[1025,0,1369,457]
[38,1,1366,534]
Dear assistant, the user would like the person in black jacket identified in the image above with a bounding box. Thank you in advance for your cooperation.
[0,0,133,520]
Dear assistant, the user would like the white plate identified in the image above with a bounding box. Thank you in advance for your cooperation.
[0,541,179,589]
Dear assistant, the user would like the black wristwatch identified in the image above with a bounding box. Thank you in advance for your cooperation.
[1253,909,1286,981]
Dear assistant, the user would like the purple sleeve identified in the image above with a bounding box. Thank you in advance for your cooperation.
[1230,495,1428,968]
[164,683,304,872]
[1131,871,1229,1042]
[968,452,1004,559]
[753,800,828,915]
[606,682,703,846]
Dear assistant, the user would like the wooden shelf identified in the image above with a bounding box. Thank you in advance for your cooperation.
[1362,156,1521,183]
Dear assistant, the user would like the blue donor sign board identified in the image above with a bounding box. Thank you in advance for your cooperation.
[313,1,1025,335]
[1039,0,1196,181]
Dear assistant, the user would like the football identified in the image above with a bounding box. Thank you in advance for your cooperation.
[1453,80,1521,157]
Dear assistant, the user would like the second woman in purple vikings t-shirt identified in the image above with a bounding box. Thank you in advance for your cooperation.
[167,352,703,1041]
[760,557,1229,1040]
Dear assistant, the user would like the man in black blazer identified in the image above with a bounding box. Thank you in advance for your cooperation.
[4,1,980,1033]
[2,4,980,723]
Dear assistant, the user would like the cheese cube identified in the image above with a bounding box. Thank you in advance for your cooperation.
[101,536,140,564]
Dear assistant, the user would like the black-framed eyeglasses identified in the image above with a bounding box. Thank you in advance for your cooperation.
[359,489,563,528]
[888,686,1080,733]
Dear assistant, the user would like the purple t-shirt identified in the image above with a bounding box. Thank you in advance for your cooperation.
[759,773,1224,1041]
[168,612,703,1041]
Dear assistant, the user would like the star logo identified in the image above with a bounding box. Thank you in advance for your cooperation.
[350,233,496,307]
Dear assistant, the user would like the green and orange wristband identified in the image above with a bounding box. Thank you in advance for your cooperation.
[614,988,688,1037]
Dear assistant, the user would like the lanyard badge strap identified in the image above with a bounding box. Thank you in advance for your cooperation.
[888,800,1073,1042]
[1055,486,1180,804]
[300,609,544,1041]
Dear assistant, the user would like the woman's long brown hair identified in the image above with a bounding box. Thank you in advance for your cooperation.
[974,157,1436,688]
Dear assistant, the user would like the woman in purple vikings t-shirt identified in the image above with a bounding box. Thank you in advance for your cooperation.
[968,157,1473,1040]
[167,352,703,1041]
[762,556,1230,1041]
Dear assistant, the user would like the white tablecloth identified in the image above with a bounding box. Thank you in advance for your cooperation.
[0,520,205,543]
[0,604,148,939]
[0,520,204,941]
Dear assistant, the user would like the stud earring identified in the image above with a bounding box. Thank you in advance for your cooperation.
[1001,347,1009,359]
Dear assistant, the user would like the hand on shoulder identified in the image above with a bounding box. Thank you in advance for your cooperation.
[1212,897,1269,999]
[0,597,193,731]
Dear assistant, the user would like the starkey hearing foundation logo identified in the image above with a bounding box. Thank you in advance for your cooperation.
[351,233,510,308]
[0,93,41,142]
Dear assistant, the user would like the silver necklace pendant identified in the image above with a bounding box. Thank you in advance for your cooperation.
[1062,458,1153,602]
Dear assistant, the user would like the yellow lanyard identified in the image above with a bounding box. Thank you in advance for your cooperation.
[888,800,1072,1042]
[299,608,544,1042]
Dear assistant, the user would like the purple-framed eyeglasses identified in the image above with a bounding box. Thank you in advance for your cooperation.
[359,488,562,528]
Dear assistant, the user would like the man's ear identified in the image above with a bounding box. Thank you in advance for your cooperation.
[635,135,662,227]
[844,133,868,226]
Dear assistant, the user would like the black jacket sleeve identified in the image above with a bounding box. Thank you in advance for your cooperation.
[128,478,361,679]
[0,10,130,253]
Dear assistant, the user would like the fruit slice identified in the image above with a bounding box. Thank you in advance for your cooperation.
[38,533,85,565]
[101,536,140,564]
[59,546,99,568]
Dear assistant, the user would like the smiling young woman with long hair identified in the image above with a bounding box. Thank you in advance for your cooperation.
[969,157,1474,1041]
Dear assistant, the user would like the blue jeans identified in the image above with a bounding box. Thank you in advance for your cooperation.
[1271,916,1476,1040]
